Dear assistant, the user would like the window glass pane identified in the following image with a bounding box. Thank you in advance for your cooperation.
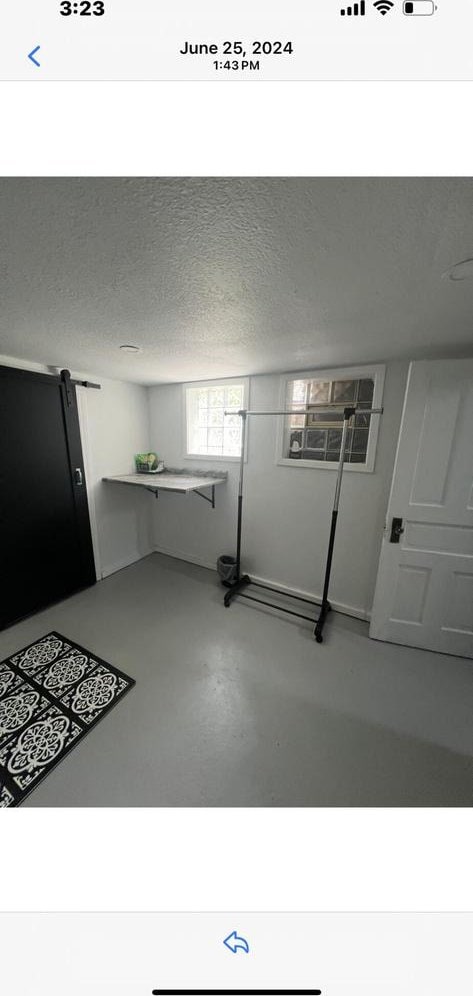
[209,407,224,426]
[224,413,240,428]
[352,428,369,453]
[324,429,353,461]
[306,428,327,450]
[309,380,330,403]
[226,386,243,409]
[290,409,306,428]
[191,428,207,453]
[187,382,244,456]
[302,449,325,461]
[209,388,225,407]
[327,429,342,450]
[288,430,303,457]
[224,428,241,454]
[291,379,308,404]
[308,409,343,425]
[332,379,356,403]
[208,428,223,448]
[283,372,378,467]
[355,410,371,428]
[357,378,374,403]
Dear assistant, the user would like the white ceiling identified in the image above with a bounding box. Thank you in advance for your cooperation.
[1,177,473,385]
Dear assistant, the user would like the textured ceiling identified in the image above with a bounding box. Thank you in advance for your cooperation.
[1,177,473,385]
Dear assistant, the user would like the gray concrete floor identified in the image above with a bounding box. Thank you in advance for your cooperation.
[0,553,472,807]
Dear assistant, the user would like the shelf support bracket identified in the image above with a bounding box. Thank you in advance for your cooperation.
[193,485,216,508]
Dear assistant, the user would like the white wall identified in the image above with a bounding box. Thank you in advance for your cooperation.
[0,355,152,581]
[148,363,409,618]
[78,378,152,578]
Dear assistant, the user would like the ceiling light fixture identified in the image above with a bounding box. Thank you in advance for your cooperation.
[120,344,141,353]
[442,258,473,281]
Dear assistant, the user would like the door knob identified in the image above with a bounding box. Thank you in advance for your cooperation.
[389,516,404,543]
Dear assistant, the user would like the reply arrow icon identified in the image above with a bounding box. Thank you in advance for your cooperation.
[223,930,250,954]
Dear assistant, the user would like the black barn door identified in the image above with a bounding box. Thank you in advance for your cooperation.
[0,366,96,629]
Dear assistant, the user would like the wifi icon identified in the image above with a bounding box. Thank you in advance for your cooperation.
[373,0,394,12]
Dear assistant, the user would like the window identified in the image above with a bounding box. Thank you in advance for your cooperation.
[185,379,248,459]
[278,366,385,472]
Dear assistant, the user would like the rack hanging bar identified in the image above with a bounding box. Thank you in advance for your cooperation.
[225,406,383,416]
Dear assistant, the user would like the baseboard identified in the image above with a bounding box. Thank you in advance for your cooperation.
[101,548,154,580]
[152,543,216,573]
[151,544,369,621]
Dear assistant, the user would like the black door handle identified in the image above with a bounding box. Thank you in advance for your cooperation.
[390,516,404,543]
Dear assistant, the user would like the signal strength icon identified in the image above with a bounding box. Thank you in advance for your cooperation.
[373,0,394,13]
[340,0,365,13]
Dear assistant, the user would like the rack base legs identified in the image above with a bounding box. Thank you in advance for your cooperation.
[314,600,332,643]
[223,575,332,643]
[224,574,251,607]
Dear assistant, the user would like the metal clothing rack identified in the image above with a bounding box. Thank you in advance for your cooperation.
[222,403,383,642]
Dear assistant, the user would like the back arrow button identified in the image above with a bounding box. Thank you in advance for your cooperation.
[28,46,41,67]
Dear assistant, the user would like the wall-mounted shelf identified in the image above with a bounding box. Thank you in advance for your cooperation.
[102,469,227,508]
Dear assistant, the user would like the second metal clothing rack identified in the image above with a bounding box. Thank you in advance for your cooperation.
[223,403,383,642]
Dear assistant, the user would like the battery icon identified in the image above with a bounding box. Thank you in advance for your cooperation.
[403,1,437,13]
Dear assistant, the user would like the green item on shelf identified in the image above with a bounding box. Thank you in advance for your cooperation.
[135,452,159,473]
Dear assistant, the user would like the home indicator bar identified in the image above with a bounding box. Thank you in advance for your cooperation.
[152,991,323,995]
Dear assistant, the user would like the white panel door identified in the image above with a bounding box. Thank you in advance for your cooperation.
[370,358,473,658]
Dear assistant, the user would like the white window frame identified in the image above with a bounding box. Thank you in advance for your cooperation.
[183,377,249,462]
[276,364,385,473]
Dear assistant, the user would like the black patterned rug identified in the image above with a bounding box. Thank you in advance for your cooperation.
[0,632,135,807]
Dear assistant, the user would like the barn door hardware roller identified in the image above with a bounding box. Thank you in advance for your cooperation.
[60,368,101,406]
[222,403,383,644]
